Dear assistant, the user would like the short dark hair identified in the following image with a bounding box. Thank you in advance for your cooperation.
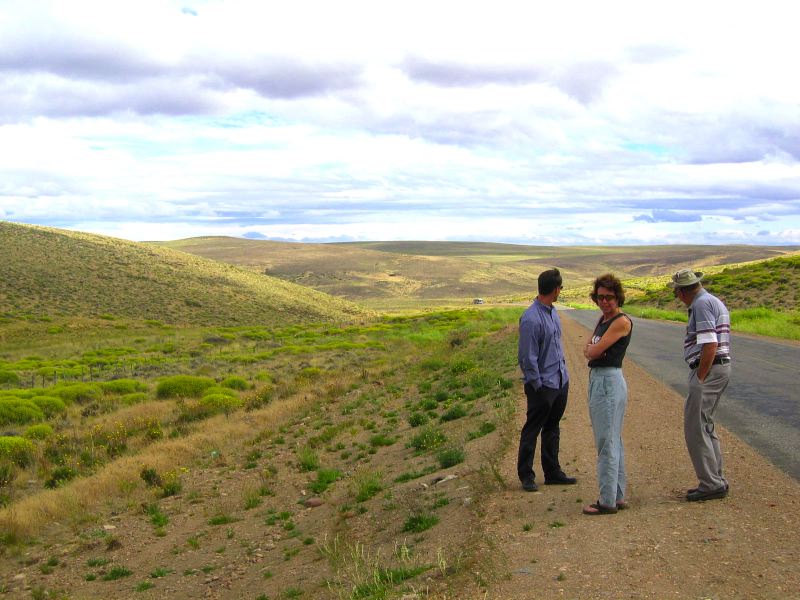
[590,273,626,307]
[538,268,562,296]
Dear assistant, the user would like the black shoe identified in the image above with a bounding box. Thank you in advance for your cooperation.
[544,472,577,485]
[521,479,538,492]
[687,482,729,495]
[686,486,728,502]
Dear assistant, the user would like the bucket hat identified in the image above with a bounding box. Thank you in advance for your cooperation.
[668,268,704,288]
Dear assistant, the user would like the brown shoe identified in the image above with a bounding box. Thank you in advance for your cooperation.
[582,502,618,515]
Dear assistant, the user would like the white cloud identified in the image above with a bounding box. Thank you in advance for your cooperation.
[0,0,799,245]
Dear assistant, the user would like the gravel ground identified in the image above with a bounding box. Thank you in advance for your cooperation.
[472,318,800,600]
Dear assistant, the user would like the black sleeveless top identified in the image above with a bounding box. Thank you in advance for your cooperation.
[588,313,632,368]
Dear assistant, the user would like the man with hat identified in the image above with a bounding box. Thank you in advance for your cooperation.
[669,268,731,502]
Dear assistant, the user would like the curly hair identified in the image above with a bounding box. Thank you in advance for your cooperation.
[590,273,625,306]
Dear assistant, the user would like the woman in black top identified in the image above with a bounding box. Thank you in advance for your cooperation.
[582,274,633,515]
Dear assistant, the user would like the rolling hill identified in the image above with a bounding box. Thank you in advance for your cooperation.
[625,253,800,311]
[0,222,370,326]
[158,237,798,305]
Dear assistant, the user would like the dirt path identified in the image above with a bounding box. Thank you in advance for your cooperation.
[472,318,800,600]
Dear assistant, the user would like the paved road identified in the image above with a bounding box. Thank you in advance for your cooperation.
[563,309,800,481]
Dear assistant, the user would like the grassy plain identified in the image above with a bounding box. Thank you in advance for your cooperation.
[1,220,531,598]
[0,306,522,598]
[159,237,797,306]
[1,222,799,598]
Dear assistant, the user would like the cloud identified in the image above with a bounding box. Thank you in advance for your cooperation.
[209,58,364,99]
[634,210,703,223]
[553,61,620,104]
[401,56,618,105]
[402,57,544,87]
[0,0,799,246]
[625,44,685,64]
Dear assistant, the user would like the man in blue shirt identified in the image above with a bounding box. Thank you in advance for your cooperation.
[517,268,577,491]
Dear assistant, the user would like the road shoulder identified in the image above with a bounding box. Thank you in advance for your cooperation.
[474,318,800,599]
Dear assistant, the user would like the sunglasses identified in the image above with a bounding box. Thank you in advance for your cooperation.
[595,294,616,302]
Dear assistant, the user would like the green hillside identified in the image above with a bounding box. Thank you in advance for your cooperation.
[626,254,800,311]
[0,222,369,326]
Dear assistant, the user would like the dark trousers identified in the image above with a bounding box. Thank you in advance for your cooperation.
[517,381,569,482]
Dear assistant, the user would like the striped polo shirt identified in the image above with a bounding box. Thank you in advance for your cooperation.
[683,288,731,365]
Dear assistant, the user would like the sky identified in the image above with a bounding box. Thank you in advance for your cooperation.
[1,0,799,246]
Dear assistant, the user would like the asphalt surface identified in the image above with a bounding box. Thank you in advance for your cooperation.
[563,308,800,481]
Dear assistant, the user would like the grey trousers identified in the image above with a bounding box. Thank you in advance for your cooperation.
[684,363,730,492]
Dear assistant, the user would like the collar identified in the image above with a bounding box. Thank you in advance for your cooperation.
[689,288,708,309]
[534,298,554,313]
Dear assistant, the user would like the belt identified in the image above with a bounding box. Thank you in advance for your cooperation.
[689,356,730,370]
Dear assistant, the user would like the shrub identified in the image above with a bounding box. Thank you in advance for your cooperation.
[102,566,132,581]
[419,358,446,371]
[199,394,243,416]
[30,395,67,417]
[24,423,54,440]
[159,469,182,497]
[498,377,514,390]
[467,421,496,440]
[175,400,215,423]
[354,471,383,502]
[0,461,15,486]
[121,392,149,405]
[244,383,274,411]
[221,376,249,391]
[407,426,448,452]
[156,375,216,399]
[0,436,35,467]
[417,398,438,411]
[402,512,439,533]
[99,379,147,395]
[53,383,102,405]
[369,434,395,448]
[450,359,476,375]
[309,468,341,494]
[0,370,19,385]
[297,446,320,472]
[440,404,468,422]
[408,412,428,427]
[297,366,323,380]
[140,467,181,497]
[45,465,77,488]
[437,446,465,468]
[0,397,45,426]
[140,467,162,488]
[201,386,239,399]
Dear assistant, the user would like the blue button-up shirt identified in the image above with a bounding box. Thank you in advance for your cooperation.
[518,299,569,389]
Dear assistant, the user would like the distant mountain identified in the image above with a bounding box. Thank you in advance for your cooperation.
[0,222,370,325]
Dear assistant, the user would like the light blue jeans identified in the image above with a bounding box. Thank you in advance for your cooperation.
[588,367,628,508]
